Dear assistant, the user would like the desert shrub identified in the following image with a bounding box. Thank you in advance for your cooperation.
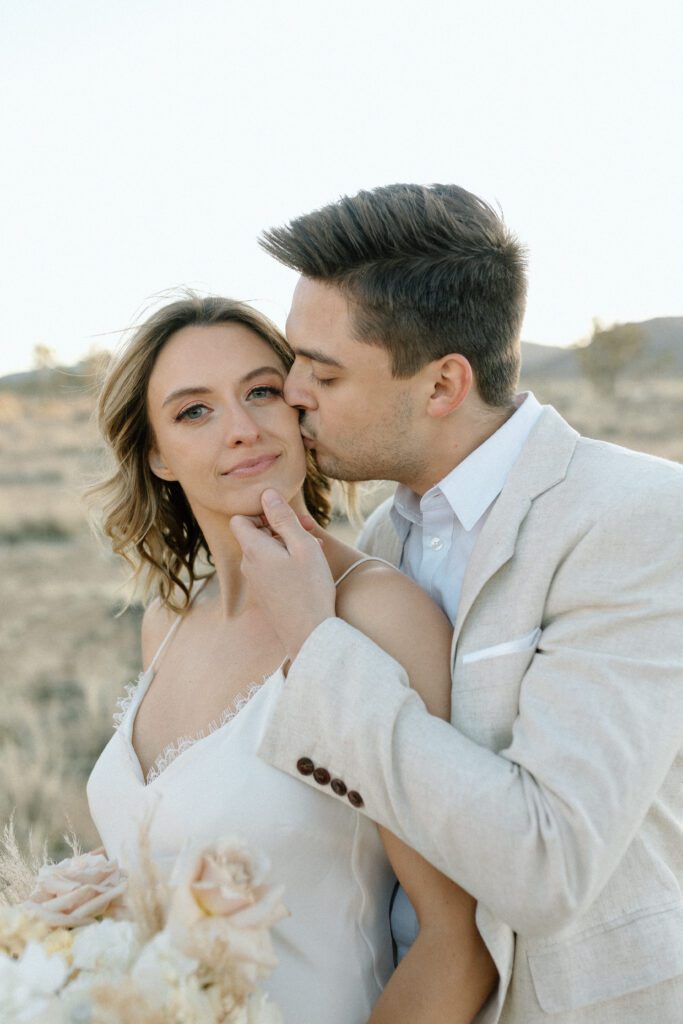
[0,520,75,545]
[575,319,647,396]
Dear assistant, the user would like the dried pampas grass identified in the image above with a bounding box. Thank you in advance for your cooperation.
[0,815,46,906]
[120,814,168,943]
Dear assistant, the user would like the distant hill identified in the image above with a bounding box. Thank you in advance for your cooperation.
[1,317,681,394]
[521,316,683,382]
[0,360,99,395]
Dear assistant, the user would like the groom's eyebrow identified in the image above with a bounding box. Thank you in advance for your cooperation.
[292,346,344,369]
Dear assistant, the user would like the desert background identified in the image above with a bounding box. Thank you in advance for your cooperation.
[1,316,681,860]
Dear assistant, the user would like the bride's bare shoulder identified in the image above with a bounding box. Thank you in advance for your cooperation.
[334,556,452,718]
[335,555,448,630]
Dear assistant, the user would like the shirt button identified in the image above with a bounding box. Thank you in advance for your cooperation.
[429,537,443,550]
[297,757,315,776]
[347,790,364,808]
[331,778,347,796]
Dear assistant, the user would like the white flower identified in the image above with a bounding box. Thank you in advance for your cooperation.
[0,941,68,1022]
[22,849,126,928]
[245,990,284,1024]
[130,930,199,1006]
[165,973,218,1024]
[71,918,140,975]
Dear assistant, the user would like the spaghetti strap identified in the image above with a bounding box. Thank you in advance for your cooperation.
[147,562,392,670]
[333,556,396,588]
[147,576,212,672]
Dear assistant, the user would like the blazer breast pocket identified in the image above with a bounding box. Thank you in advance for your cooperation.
[461,626,542,665]
[454,634,540,749]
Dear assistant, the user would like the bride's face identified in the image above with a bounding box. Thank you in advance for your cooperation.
[146,323,308,518]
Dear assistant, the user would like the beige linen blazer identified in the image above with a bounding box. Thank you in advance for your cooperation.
[257,406,683,1022]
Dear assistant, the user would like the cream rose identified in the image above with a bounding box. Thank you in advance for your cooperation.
[168,839,286,927]
[166,838,287,979]
[21,848,127,928]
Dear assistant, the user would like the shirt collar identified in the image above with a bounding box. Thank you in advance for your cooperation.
[391,391,543,535]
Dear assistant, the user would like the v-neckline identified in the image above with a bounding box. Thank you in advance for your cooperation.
[122,663,284,787]
[118,555,386,787]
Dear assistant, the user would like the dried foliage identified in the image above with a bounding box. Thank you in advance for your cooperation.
[122,817,169,943]
[0,817,46,906]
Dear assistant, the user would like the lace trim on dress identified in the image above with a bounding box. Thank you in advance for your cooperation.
[112,669,272,783]
[113,673,147,730]
[144,680,265,784]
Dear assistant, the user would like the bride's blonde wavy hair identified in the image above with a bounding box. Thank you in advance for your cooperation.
[89,295,331,612]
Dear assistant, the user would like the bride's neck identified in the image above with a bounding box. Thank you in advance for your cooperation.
[193,493,312,620]
[192,512,252,619]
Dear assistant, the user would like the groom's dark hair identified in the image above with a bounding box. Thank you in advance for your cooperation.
[260,183,527,407]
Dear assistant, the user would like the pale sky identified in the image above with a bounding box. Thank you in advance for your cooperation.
[1,0,681,377]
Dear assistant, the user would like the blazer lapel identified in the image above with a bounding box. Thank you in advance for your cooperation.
[451,406,580,665]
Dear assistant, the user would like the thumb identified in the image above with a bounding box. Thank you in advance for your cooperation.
[229,513,261,550]
[261,488,305,541]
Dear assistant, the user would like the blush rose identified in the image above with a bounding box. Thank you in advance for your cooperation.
[21,848,127,927]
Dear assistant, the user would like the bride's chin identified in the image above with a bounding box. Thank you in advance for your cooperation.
[223,488,302,521]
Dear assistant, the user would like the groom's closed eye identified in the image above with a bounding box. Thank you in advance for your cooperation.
[308,368,336,387]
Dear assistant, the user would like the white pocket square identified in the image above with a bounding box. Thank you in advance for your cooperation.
[462,626,542,665]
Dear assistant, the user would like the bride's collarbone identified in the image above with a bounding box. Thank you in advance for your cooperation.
[172,602,284,675]
[133,614,284,774]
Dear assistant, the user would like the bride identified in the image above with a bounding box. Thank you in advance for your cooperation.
[87,295,496,1023]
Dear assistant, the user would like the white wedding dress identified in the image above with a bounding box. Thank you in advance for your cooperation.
[87,560,395,1023]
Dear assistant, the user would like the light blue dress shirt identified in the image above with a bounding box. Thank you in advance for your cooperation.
[387,392,544,960]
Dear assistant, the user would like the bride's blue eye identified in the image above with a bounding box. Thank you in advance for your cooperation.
[175,403,208,422]
[248,385,283,400]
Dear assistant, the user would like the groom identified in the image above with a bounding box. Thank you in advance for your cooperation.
[232,184,683,1022]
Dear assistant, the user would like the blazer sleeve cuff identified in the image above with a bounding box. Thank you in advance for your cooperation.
[256,616,411,792]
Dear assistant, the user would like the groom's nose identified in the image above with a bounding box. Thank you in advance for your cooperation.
[284,362,317,411]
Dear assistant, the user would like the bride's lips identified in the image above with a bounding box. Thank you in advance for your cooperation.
[222,453,280,478]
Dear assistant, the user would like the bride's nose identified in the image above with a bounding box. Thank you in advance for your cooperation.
[224,406,260,446]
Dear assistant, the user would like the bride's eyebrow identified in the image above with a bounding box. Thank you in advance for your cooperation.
[162,386,212,408]
[240,365,286,384]
[161,367,284,407]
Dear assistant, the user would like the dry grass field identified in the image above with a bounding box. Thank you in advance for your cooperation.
[0,363,681,862]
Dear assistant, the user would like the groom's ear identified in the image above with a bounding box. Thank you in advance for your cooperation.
[426,354,472,418]
[148,445,176,481]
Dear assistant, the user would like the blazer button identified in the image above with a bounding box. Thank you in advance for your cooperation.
[331,778,347,796]
[297,757,315,776]
[347,790,364,808]
[313,767,331,786]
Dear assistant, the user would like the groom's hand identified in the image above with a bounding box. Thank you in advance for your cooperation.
[230,489,336,663]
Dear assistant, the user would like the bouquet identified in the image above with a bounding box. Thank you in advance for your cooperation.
[0,822,286,1023]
